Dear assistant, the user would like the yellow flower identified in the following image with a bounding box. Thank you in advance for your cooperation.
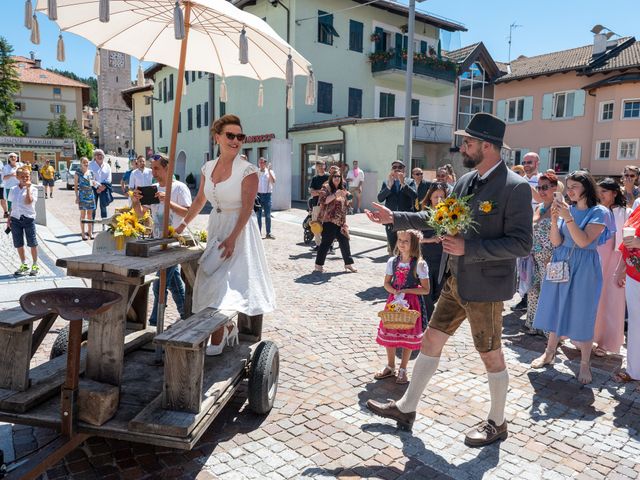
[479,201,493,213]
[445,198,456,207]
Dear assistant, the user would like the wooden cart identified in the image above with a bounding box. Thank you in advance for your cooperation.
[0,245,279,479]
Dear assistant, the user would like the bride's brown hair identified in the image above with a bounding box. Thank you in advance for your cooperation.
[211,114,242,136]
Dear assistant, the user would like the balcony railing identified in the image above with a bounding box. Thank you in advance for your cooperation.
[370,51,457,83]
[412,120,453,143]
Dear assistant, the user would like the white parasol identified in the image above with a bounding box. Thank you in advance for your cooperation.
[29,0,313,350]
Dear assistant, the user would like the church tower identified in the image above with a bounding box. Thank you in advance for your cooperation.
[97,49,132,156]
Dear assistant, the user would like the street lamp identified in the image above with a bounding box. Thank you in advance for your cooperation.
[402,0,426,169]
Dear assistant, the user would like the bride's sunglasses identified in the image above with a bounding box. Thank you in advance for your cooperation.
[224,132,246,141]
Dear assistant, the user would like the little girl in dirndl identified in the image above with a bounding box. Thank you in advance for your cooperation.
[375,230,430,384]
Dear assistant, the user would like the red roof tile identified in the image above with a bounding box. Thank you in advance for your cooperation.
[12,56,90,89]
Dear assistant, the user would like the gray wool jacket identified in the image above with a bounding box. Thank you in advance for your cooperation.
[393,161,533,302]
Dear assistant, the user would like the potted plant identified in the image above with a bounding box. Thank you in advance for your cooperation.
[185,172,196,189]
[370,32,381,42]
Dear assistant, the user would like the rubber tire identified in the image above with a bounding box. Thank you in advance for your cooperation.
[303,229,314,245]
[248,341,279,415]
[50,320,90,359]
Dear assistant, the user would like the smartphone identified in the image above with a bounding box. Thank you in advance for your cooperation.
[553,192,563,203]
[138,185,159,205]
[4,226,10,235]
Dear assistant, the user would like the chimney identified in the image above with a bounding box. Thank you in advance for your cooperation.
[34,59,42,68]
[593,33,607,56]
[29,51,35,60]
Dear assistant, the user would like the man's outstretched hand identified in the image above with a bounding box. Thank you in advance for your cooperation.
[365,202,393,225]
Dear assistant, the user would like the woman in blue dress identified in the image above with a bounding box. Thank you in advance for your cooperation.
[531,171,609,384]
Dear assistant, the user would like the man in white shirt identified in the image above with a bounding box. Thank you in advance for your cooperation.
[8,167,39,276]
[88,149,113,219]
[128,155,153,191]
[522,152,541,206]
[0,158,6,218]
[132,153,192,326]
[256,157,276,239]
[346,160,365,213]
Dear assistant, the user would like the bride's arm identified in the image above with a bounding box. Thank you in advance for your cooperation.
[218,173,258,258]
[175,174,207,234]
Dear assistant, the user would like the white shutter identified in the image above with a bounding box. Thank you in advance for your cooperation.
[569,146,581,172]
[522,96,534,121]
[573,89,586,117]
[496,100,506,121]
[542,94,553,120]
[539,147,550,171]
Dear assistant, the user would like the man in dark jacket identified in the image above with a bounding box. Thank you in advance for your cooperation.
[377,160,416,252]
[411,167,431,211]
[365,113,533,447]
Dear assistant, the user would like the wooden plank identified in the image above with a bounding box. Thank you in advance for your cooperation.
[31,313,59,357]
[180,260,197,318]
[126,238,180,257]
[154,309,237,348]
[66,268,144,285]
[162,345,205,413]
[0,306,40,328]
[0,323,33,391]
[128,342,252,437]
[0,330,153,413]
[86,281,130,387]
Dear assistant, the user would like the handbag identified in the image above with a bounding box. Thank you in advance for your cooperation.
[545,244,575,283]
[253,195,262,213]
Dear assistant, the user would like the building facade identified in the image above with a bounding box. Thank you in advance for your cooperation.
[122,83,154,159]
[98,49,133,156]
[493,35,640,176]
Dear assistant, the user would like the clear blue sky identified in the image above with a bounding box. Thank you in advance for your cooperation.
[2,0,638,78]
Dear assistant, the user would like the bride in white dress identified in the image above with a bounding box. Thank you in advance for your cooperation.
[176,114,276,354]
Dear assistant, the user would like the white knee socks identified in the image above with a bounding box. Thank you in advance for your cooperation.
[487,369,509,425]
[395,353,439,413]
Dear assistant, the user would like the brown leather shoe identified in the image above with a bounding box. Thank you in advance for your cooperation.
[464,419,508,447]
[366,400,416,431]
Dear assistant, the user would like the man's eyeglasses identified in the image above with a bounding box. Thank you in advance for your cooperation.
[392,165,405,170]
[413,172,423,176]
[224,132,246,141]
[536,184,554,191]
[522,161,534,165]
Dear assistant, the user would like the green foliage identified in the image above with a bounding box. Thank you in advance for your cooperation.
[51,69,98,108]
[6,119,26,136]
[0,37,20,136]
[45,113,93,158]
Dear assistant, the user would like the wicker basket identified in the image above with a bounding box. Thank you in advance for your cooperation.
[378,309,420,330]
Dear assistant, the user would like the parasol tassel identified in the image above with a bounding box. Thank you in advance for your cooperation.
[174,2,185,40]
[220,78,228,102]
[47,0,58,20]
[286,86,293,110]
[24,0,32,29]
[56,34,65,62]
[239,28,248,64]
[30,15,40,45]
[93,49,101,76]
[257,83,264,108]
[305,68,315,105]
[137,63,145,86]
[286,53,293,87]
[99,0,110,23]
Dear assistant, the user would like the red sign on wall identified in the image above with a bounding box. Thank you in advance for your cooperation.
[244,134,276,144]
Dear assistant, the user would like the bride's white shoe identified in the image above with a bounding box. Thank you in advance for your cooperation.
[226,322,239,347]
[206,326,229,356]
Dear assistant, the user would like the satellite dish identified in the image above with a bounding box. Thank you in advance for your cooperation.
[590,24,605,34]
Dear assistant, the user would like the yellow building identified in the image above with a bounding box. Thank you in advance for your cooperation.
[122,83,153,159]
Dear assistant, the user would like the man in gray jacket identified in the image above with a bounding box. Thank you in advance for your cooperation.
[365,113,533,447]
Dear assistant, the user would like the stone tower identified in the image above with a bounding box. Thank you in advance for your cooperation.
[97,49,132,156]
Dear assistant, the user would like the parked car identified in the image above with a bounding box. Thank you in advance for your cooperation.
[64,161,81,190]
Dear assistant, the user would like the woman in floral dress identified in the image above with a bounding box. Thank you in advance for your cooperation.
[525,173,558,334]
[74,157,96,240]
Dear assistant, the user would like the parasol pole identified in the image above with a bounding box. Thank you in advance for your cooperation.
[156,0,191,363]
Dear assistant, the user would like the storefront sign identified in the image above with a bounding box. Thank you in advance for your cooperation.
[0,136,75,149]
[244,133,275,144]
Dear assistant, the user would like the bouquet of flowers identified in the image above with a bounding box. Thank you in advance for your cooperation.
[108,208,152,239]
[426,194,476,236]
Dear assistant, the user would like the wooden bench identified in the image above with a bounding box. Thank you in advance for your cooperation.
[154,308,237,413]
[0,306,58,391]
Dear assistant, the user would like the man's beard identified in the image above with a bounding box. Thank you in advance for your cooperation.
[462,151,483,168]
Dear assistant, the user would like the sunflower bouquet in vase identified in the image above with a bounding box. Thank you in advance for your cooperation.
[426,194,476,236]
[108,208,152,250]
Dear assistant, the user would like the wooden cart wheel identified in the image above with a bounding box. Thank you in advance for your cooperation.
[248,341,279,414]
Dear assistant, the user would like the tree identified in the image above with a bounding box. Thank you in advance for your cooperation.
[0,37,20,136]
[45,114,93,158]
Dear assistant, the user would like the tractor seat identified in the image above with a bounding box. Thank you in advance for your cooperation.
[20,288,122,321]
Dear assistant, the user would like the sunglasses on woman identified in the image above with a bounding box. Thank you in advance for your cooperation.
[536,184,554,191]
[332,175,341,179]
[224,132,246,141]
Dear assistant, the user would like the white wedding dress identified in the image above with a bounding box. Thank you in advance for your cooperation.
[192,155,276,315]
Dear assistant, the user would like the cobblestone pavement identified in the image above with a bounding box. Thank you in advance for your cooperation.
[3,183,640,479]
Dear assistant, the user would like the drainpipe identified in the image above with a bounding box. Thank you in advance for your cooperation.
[338,125,346,164]
[208,73,216,159]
